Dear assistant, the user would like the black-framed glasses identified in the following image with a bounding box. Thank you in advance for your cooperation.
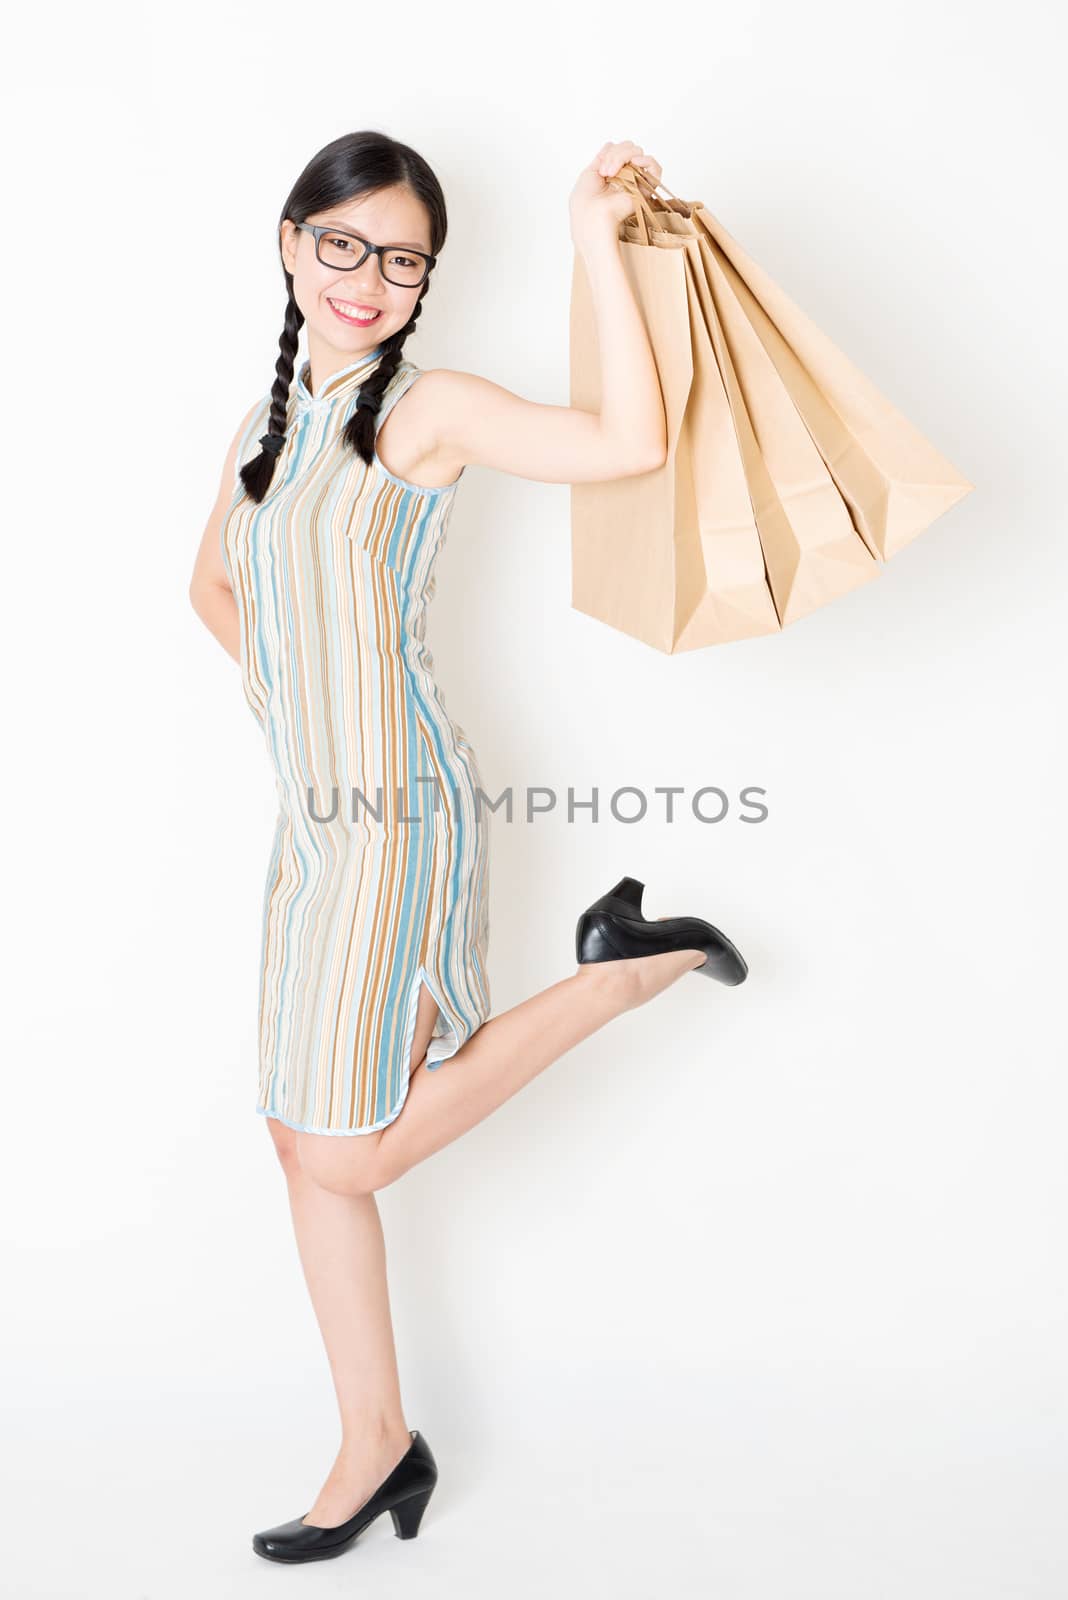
[293,221,436,287]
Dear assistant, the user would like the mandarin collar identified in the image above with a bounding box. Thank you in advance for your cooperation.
[295,345,385,415]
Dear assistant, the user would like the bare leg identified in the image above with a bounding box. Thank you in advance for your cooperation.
[268,1125,414,1528]
[295,940,706,1194]
[269,939,706,1528]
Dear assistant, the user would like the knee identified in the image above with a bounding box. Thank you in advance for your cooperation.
[295,1131,388,1197]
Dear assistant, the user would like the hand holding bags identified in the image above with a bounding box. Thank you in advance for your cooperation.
[568,164,974,652]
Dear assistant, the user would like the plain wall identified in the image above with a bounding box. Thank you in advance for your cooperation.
[4,1,1065,1595]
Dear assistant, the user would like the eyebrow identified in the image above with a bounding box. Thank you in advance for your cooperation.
[320,220,429,252]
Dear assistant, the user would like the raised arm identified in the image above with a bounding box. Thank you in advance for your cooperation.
[417,140,668,486]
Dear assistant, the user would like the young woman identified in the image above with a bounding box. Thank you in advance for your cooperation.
[190,129,747,1564]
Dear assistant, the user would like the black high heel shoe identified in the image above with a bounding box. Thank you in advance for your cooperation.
[252,1429,438,1564]
[575,875,748,986]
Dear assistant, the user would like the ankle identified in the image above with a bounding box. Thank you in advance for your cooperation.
[339,1414,410,1456]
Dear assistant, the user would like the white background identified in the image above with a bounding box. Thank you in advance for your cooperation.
[5,1,1066,1595]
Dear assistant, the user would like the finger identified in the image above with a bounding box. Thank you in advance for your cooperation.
[600,141,640,169]
[601,142,650,177]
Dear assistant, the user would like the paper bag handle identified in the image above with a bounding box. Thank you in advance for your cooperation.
[607,163,692,244]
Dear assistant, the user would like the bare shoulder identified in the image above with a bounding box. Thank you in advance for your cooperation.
[384,367,533,480]
[389,365,479,433]
[405,366,494,417]
[376,366,474,489]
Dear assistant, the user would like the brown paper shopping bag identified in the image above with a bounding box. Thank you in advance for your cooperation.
[568,164,974,652]
[570,215,709,651]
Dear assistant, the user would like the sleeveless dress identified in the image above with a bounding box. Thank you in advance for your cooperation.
[220,348,491,1135]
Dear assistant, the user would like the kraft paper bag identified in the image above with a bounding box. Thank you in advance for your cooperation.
[569,221,700,652]
[693,205,973,561]
[568,164,974,653]
[570,198,779,649]
[659,200,879,639]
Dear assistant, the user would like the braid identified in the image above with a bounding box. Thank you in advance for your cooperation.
[239,289,304,504]
[341,285,429,466]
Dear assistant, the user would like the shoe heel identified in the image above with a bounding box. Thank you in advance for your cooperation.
[608,876,644,911]
[576,876,647,962]
[576,909,627,965]
[390,1486,433,1540]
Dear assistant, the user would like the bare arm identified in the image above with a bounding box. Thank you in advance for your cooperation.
[416,141,668,486]
[189,400,262,663]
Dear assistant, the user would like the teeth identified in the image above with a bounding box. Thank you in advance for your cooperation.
[329,299,381,323]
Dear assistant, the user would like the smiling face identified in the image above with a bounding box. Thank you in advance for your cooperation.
[279,184,434,372]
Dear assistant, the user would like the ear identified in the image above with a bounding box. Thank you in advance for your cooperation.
[278,219,299,276]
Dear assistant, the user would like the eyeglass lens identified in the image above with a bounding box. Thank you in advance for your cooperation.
[317,231,428,286]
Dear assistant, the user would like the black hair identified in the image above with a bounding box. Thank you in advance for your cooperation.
[239,130,447,504]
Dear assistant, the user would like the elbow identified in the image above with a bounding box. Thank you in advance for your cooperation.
[633,444,668,476]
[592,442,666,482]
[632,427,668,474]
[189,577,219,618]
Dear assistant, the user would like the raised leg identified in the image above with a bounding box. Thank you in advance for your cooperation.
[295,939,704,1194]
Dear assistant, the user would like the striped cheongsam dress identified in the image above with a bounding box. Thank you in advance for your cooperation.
[220,349,491,1135]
